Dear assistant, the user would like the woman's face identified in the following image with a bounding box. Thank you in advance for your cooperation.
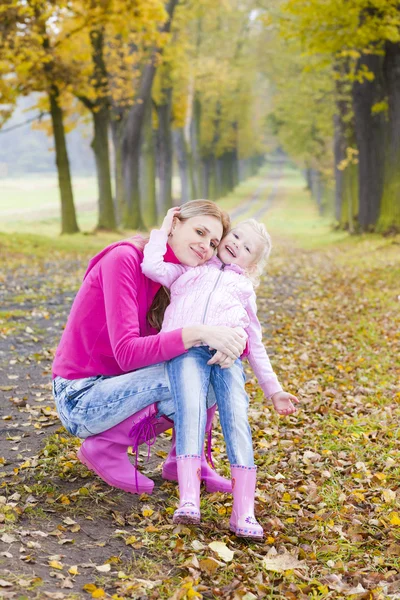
[169,215,223,266]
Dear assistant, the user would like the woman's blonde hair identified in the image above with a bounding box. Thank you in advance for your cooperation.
[175,200,230,237]
[148,200,230,330]
[239,218,272,287]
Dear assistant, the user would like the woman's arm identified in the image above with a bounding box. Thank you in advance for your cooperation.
[101,246,186,371]
[246,293,283,398]
[141,229,187,287]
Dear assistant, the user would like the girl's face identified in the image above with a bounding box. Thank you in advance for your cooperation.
[169,215,223,266]
[218,224,262,270]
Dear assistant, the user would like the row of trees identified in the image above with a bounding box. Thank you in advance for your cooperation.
[1,0,268,233]
[264,0,400,233]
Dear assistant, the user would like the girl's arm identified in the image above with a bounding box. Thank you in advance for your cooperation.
[141,229,188,287]
[245,293,283,399]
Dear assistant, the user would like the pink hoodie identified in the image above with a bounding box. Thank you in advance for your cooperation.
[52,238,186,380]
[141,230,282,399]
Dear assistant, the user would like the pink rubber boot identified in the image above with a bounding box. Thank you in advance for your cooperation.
[162,405,232,493]
[229,465,264,539]
[173,455,202,524]
[77,404,159,495]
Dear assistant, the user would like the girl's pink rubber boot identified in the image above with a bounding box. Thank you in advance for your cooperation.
[172,455,202,524]
[77,404,159,495]
[229,465,264,539]
[162,405,232,493]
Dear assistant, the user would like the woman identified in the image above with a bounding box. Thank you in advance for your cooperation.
[52,201,247,495]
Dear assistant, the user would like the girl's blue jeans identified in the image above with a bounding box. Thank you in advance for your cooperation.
[52,362,215,439]
[166,346,255,466]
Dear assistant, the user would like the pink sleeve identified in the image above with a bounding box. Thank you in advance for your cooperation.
[245,293,283,399]
[99,246,186,372]
[141,229,188,287]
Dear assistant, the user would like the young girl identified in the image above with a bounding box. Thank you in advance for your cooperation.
[141,208,299,539]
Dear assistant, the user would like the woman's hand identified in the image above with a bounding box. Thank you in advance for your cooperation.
[161,207,180,235]
[207,351,235,369]
[201,326,247,359]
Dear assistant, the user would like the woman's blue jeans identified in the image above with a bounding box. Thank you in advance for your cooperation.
[166,347,255,466]
[52,362,214,439]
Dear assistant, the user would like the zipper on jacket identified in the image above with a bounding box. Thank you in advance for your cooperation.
[201,264,225,324]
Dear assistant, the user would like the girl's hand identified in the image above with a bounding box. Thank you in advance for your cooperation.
[201,326,246,360]
[161,207,180,235]
[271,391,299,415]
[207,351,235,369]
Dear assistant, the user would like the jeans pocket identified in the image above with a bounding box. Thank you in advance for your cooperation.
[64,376,101,402]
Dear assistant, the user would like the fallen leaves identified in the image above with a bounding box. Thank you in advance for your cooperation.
[208,541,234,562]
[0,222,399,599]
[262,547,307,573]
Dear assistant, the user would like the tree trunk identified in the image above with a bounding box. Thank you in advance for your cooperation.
[48,85,79,234]
[110,112,126,227]
[204,155,217,199]
[190,96,205,198]
[333,113,345,222]
[156,88,173,213]
[352,53,385,230]
[378,41,400,232]
[92,106,116,230]
[340,162,359,232]
[122,0,178,229]
[140,98,157,228]
[173,127,193,203]
[311,169,324,215]
[87,26,116,230]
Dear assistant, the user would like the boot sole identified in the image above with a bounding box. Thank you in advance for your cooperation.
[173,514,201,525]
[229,525,264,540]
[77,447,154,495]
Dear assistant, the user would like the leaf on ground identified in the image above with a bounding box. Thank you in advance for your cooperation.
[191,540,205,551]
[48,560,63,570]
[208,541,234,562]
[389,512,400,526]
[199,557,220,576]
[263,550,307,572]
[95,564,111,573]
[382,489,396,503]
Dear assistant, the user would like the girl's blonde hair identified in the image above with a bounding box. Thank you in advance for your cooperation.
[239,218,272,287]
[148,200,230,329]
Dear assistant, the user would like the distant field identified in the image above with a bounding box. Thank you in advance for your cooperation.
[0,175,98,227]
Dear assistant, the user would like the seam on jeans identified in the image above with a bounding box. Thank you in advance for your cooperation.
[73,384,170,413]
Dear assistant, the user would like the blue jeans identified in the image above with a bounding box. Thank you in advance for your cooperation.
[166,347,255,466]
[52,362,216,439]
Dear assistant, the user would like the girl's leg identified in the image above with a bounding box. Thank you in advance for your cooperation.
[166,347,211,457]
[211,361,263,539]
[210,360,254,466]
[166,347,212,524]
